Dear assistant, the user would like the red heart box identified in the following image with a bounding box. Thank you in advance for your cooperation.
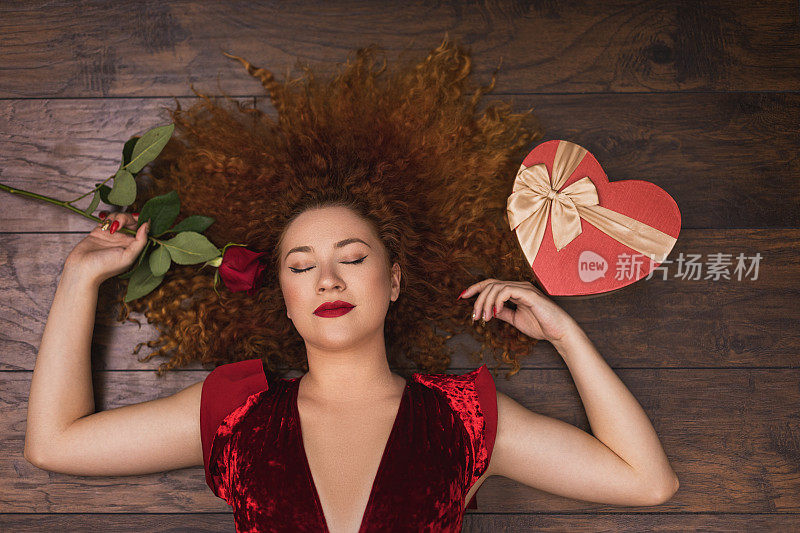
[510,140,682,297]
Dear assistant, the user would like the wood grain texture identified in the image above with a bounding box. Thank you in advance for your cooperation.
[1,1,799,530]
[0,230,795,370]
[2,93,798,229]
[2,369,799,512]
[0,514,797,531]
[0,1,798,98]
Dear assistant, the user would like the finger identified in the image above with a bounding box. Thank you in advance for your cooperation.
[105,212,142,236]
[459,278,496,301]
[93,218,109,233]
[108,213,124,235]
[472,280,499,322]
[102,211,134,232]
[122,220,151,263]
[128,211,142,229]
[493,301,515,323]
[499,283,547,318]
[117,212,139,230]
[93,213,117,235]
[491,285,520,324]
[481,282,508,322]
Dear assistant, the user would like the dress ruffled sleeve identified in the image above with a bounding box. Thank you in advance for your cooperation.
[464,364,498,509]
[200,358,268,504]
[416,364,498,510]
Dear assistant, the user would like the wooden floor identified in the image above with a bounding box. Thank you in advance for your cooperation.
[2,1,799,531]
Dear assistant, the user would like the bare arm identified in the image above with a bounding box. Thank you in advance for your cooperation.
[24,262,204,474]
[486,322,679,506]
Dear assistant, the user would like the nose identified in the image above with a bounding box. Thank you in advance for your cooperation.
[316,263,345,293]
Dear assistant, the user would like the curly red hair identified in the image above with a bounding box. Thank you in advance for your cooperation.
[114,35,544,379]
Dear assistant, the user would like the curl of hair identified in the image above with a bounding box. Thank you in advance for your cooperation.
[112,35,544,380]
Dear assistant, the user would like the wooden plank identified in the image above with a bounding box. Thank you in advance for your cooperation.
[0,1,798,98]
[2,369,799,512]
[1,1,796,529]
[2,93,799,230]
[0,97,250,231]
[465,515,800,530]
[0,229,795,370]
[527,92,800,229]
[0,515,236,531]
[0,513,797,531]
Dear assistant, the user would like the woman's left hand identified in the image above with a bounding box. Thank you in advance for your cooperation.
[459,279,578,343]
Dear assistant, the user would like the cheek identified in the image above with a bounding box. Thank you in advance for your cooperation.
[364,269,393,301]
[279,276,302,306]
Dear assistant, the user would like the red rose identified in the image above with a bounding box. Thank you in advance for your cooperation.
[218,246,267,295]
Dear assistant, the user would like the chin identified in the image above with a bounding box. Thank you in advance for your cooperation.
[305,325,375,347]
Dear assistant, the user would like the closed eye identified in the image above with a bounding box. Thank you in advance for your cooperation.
[289,256,367,274]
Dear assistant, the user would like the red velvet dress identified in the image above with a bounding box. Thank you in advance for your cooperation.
[200,358,498,532]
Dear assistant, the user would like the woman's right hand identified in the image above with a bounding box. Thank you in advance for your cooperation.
[64,212,151,285]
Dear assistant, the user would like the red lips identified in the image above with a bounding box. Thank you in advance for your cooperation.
[313,300,355,317]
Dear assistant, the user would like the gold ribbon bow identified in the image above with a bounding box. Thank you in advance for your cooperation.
[506,140,677,268]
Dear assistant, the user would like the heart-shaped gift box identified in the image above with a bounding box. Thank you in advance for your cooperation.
[506,140,681,297]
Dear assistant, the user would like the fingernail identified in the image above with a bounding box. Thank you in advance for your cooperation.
[457,290,465,300]
[110,220,120,234]
[98,211,108,219]
[132,212,139,217]
[492,306,496,317]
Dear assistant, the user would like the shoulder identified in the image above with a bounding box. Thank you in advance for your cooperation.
[201,359,269,424]
[200,358,269,488]
[413,365,499,508]
[203,358,268,387]
[413,364,496,420]
[413,364,498,458]
[200,358,269,431]
[413,363,493,388]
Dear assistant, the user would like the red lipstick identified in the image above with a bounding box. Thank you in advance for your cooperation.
[313,300,355,317]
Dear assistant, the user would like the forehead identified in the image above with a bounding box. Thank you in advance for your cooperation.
[282,206,374,244]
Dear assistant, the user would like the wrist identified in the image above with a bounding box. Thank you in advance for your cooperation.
[61,261,101,291]
[548,319,585,352]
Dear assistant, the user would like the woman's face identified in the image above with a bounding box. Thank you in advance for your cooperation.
[278,206,401,351]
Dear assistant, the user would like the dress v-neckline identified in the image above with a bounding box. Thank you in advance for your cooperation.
[291,376,411,533]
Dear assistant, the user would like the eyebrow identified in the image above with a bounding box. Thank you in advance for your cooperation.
[284,238,372,261]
